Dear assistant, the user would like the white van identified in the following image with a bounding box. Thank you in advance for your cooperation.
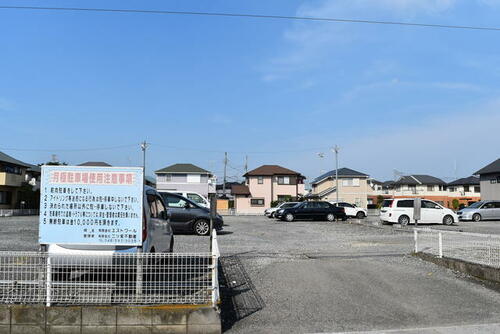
[380,198,458,225]
[170,191,210,208]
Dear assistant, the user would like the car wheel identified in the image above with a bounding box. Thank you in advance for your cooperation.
[269,212,274,218]
[356,211,365,219]
[285,213,294,222]
[398,215,410,226]
[472,213,481,222]
[326,213,336,222]
[443,215,454,226]
[194,219,210,236]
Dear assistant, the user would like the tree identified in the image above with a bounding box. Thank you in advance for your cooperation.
[452,199,460,210]
[376,195,385,208]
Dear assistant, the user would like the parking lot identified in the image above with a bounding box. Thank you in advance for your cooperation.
[2,215,500,333]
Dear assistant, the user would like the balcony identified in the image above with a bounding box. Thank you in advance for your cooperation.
[0,172,24,187]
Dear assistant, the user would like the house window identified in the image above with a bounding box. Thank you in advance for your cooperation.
[165,174,172,182]
[342,179,352,186]
[427,185,434,191]
[491,179,497,184]
[187,174,201,183]
[408,185,416,193]
[258,176,263,184]
[464,185,470,192]
[277,176,290,185]
[352,178,360,187]
[448,187,455,192]
[474,186,480,193]
[250,198,265,206]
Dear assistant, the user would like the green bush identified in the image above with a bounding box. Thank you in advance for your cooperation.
[452,198,460,210]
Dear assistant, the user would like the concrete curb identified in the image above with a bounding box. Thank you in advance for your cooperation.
[414,252,500,284]
[0,305,221,334]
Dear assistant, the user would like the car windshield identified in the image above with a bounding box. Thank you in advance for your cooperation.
[467,201,484,209]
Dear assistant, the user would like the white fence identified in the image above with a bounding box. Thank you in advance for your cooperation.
[0,231,220,306]
[414,228,500,268]
[0,209,39,217]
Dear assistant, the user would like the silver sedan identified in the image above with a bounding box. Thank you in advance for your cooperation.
[457,201,500,222]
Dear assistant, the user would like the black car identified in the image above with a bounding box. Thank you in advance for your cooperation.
[279,201,347,222]
[159,192,223,235]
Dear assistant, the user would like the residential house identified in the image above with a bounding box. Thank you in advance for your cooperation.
[446,176,481,206]
[310,168,370,208]
[390,175,448,205]
[155,163,216,198]
[216,182,242,200]
[474,158,500,200]
[0,151,31,209]
[232,165,306,214]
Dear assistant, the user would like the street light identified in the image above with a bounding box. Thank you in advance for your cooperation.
[333,146,340,203]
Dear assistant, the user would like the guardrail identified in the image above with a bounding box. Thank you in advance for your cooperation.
[0,230,220,307]
[414,228,500,268]
[0,209,39,217]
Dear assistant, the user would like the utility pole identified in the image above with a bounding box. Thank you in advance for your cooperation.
[333,145,340,203]
[222,152,228,195]
[140,141,148,184]
[244,155,248,174]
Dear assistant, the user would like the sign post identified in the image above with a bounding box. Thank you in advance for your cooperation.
[413,198,421,227]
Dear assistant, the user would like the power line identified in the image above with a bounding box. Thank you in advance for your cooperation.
[0,144,139,152]
[0,5,499,32]
[150,143,332,154]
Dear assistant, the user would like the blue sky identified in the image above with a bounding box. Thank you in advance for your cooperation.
[1,0,499,184]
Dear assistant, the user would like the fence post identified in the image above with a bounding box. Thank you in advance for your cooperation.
[46,255,52,307]
[438,232,443,258]
[488,235,492,266]
[414,229,418,253]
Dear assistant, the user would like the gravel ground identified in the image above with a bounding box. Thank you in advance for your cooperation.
[1,215,500,333]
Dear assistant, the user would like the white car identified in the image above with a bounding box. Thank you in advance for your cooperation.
[380,198,458,226]
[330,202,367,219]
[265,202,299,218]
[169,191,210,208]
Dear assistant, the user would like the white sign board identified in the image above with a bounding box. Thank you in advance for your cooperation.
[39,166,143,246]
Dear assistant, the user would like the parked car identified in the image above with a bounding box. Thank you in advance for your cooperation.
[457,200,500,222]
[48,186,174,257]
[166,191,210,208]
[265,202,299,218]
[279,201,347,222]
[330,201,367,219]
[160,192,223,235]
[380,198,458,225]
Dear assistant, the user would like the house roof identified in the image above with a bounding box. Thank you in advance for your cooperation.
[394,175,446,186]
[448,176,480,186]
[145,176,156,185]
[155,163,211,174]
[312,167,368,184]
[231,184,251,195]
[475,158,500,175]
[26,164,41,173]
[369,179,383,185]
[0,151,31,168]
[216,182,243,191]
[244,165,304,177]
[78,161,112,167]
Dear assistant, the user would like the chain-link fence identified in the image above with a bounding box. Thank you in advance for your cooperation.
[414,228,500,268]
[0,232,220,306]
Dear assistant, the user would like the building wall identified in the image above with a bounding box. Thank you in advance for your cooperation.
[0,185,18,209]
[246,176,273,209]
[156,173,215,197]
[480,173,500,200]
[313,177,369,208]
